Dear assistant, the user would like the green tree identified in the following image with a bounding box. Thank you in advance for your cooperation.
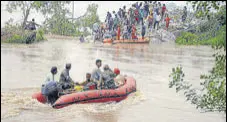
[189,1,226,18]
[169,1,226,113]
[6,1,71,28]
[45,3,100,36]
[82,3,100,29]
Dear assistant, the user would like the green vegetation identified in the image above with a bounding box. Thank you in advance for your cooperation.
[3,1,100,43]
[3,29,46,44]
[3,1,72,44]
[6,1,71,28]
[43,3,100,36]
[1,24,46,44]
[35,28,46,42]
[176,3,226,46]
[176,25,226,45]
[175,32,198,45]
[169,1,226,113]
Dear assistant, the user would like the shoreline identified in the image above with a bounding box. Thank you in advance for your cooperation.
[44,34,77,40]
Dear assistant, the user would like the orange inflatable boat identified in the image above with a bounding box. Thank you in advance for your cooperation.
[103,37,149,44]
[103,38,113,43]
[32,76,136,109]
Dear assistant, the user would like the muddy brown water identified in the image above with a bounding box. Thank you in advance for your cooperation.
[1,38,225,122]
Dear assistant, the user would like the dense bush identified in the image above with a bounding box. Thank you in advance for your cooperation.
[2,25,46,44]
[175,32,198,45]
[176,25,226,46]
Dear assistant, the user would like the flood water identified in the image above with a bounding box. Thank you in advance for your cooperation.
[1,38,225,122]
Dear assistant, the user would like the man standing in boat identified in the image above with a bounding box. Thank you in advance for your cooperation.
[91,59,103,89]
[59,63,75,90]
[42,66,61,105]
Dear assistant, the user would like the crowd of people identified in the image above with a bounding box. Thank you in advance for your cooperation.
[41,59,125,105]
[92,1,187,42]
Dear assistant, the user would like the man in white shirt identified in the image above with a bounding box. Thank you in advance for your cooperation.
[91,59,103,89]
[154,12,161,30]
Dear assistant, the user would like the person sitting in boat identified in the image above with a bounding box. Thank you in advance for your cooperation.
[41,66,61,105]
[80,73,97,91]
[103,30,112,39]
[127,24,132,40]
[59,63,75,90]
[91,59,103,89]
[113,68,126,87]
[100,65,117,89]
[101,73,116,89]
[103,64,116,78]
[132,24,138,40]
[80,35,85,43]
[111,29,117,40]
[123,24,128,40]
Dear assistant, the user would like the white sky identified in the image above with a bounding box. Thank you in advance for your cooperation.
[1,1,187,27]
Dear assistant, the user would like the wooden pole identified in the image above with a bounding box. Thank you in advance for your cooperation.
[72,1,74,22]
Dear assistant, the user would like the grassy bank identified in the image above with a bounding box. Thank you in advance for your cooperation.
[175,25,226,46]
[1,25,46,44]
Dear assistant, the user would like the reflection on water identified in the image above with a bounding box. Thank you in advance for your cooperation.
[1,39,224,122]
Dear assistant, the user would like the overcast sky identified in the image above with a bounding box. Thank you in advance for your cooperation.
[1,1,187,27]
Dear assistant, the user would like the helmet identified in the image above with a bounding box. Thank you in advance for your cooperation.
[114,68,120,75]
[51,66,57,74]
[96,59,102,64]
[66,63,71,69]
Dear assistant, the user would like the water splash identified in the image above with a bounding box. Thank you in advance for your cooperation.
[1,89,45,119]
[83,90,146,114]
